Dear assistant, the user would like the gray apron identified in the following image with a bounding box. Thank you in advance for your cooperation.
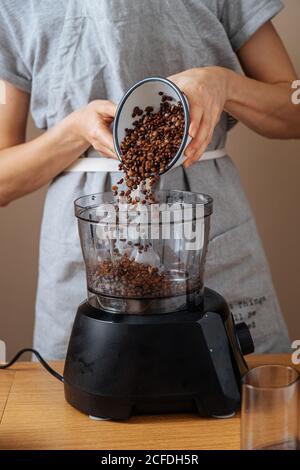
[34,0,290,359]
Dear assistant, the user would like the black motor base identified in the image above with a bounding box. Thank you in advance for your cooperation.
[64,288,253,420]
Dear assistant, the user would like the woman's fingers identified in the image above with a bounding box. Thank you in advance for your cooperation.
[184,114,216,168]
[198,105,221,155]
[188,102,204,140]
[98,121,115,151]
[184,106,220,168]
[89,121,116,156]
[168,68,228,169]
[185,91,211,157]
[71,99,118,158]
[185,113,211,161]
[184,130,213,167]
[92,99,117,119]
[93,143,118,159]
[92,101,117,155]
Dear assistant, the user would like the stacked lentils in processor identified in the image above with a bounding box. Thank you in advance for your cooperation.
[91,92,187,299]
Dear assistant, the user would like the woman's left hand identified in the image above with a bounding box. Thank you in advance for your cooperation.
[169,67,229,167]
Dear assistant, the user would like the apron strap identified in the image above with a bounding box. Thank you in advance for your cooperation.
[64,148,227,173]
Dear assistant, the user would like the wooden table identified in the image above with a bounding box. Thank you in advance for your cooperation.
[0,355,297,450]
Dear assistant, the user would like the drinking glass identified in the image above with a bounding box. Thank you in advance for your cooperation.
[241,364,300,450]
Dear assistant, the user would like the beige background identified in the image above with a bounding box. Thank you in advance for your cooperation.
[0,1,300,359]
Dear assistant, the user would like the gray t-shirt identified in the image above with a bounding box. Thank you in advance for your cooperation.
[0,0,283,131]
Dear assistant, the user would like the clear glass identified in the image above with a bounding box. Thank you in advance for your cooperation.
[75,190,213,314]
[241,365,300,450]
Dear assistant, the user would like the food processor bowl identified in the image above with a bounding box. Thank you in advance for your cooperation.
[75,190,213,314]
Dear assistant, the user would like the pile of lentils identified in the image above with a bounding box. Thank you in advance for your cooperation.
[112,91,185,204]
[89,253,197,298]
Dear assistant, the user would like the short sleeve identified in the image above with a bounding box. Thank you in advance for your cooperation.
[221,0,284,52]
[0,7,32,93]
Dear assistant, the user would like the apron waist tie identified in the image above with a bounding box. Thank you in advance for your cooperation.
[65,148,227,173]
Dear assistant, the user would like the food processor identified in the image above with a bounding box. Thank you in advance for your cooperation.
[64,190,254,420]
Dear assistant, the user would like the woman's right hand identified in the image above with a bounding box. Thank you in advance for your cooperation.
[0,86,118,206]
[70,100,117,159]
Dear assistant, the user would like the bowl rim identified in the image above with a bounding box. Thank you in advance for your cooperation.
[113,76,190,173]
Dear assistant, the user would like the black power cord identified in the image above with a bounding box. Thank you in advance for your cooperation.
[0,348,64,383]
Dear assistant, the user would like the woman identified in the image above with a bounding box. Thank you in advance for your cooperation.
[0,0,299,359]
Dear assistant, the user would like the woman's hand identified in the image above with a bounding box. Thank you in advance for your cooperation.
[169,67,229,167]
[0,93,117,205]
[70,100,117,159]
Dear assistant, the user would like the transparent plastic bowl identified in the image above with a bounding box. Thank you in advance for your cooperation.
[75,190,213,314]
